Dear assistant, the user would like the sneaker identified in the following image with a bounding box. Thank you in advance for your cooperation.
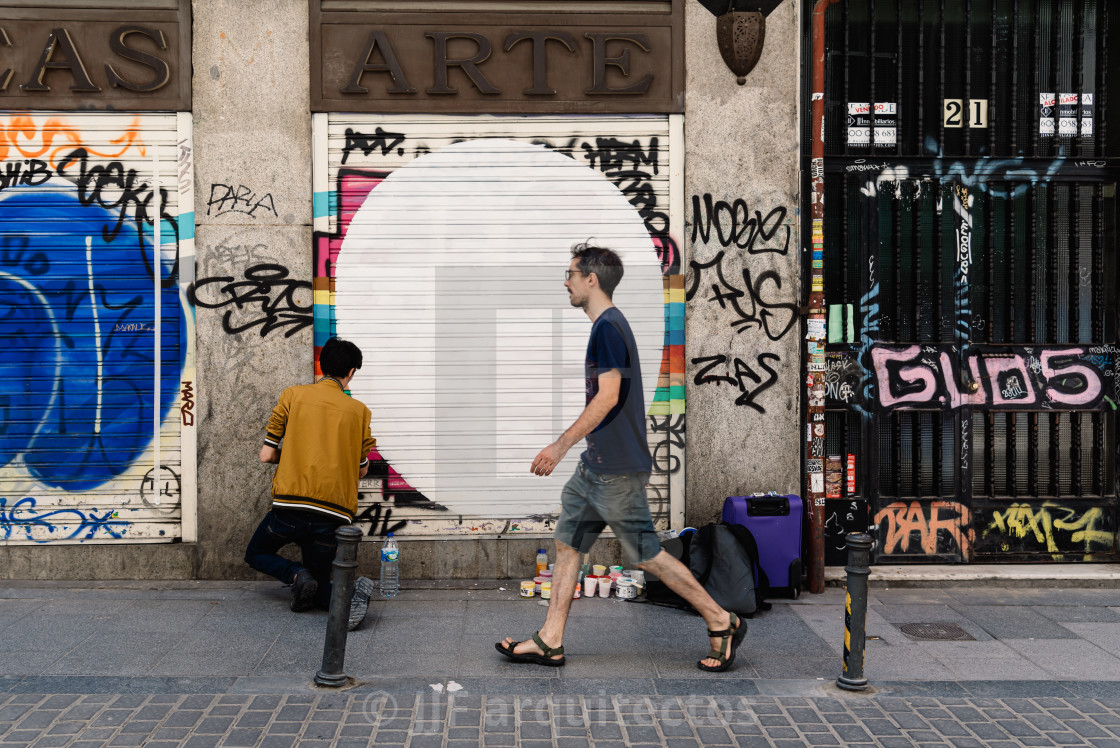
[290,569,318,612]
[348,576,375,631]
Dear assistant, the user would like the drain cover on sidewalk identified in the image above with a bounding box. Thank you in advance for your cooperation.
[898,622,975,641]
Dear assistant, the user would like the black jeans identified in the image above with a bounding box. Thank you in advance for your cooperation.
[244,507,344,609]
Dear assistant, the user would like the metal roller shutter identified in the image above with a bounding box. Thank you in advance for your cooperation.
[314,114,684,538]
[0,112,195,544]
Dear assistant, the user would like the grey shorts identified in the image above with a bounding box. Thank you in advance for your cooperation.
[553,462,661,565]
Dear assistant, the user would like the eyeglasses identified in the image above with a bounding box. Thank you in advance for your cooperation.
[565,269,585,281]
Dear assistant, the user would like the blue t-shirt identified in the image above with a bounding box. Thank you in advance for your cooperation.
[581,307,653,474]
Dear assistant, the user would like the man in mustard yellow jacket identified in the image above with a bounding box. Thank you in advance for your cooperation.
[245,337,378,629]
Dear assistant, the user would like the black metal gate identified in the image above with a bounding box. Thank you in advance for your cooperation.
[804,0,1120,562]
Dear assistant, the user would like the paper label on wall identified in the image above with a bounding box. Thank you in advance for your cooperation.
[825,455,842,498]
[1039,93,1056,136]
[846,453,856,493]
[810,472,824,494]
[807,459,823,473]
[1082,93,1094,136]
[1059,93,1079,136]
[806,318,826,340]
[847,102,897,146]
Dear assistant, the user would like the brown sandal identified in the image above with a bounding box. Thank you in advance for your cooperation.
[494,631,566,667]
[697,612,747,672]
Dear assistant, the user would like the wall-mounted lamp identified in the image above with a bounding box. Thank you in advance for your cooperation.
[700,0,785,85]
[716,10,765,85]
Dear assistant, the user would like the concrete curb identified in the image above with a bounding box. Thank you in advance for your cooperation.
[826,563,1120,588]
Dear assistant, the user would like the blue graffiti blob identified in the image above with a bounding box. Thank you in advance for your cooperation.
[931,156,1066,199]
[0,185,184,490]
[0,497,130,542]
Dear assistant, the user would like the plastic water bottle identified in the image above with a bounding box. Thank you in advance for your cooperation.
[380,534,399,598]
[535,548,548,577]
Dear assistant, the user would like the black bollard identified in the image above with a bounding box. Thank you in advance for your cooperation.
[836,532,873,692]
[314,525,363,687]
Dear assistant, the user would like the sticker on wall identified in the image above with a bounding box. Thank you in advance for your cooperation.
[1081,93,1094,136]
[1059,93,1079,136]
[810,472,824,494]
[1039,93,1056,136]
[825,455,842,498]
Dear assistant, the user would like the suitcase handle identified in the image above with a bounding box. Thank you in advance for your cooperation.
[747,497,789,516]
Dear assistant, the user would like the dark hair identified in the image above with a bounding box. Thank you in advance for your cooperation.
[571,241,624,298]
[319,337,363,378]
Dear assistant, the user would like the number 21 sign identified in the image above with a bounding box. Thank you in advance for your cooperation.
[944,99,989,128]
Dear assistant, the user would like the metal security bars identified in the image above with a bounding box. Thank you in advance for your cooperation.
[805,0,1120,562]
[821,0,1120,159]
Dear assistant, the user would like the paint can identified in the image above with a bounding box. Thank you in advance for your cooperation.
[541,581,552,599]
[583,575,598,597]
[615,579,637,599]
[520,580,535,598]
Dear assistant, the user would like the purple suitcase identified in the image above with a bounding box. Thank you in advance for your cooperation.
[722,494,804,598]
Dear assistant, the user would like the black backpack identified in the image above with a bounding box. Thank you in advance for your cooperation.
[641,523,772,617]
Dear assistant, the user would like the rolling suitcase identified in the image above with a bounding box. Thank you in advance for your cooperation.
[722,494,803,598]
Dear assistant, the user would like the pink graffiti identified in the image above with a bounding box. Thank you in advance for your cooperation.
[871,345,1106,410]
[939,352,986,407]
[872,346,939,407]
[314,171,385,278]
[1040,349,1102,406]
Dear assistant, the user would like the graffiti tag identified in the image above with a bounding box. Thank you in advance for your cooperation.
[188,263,313,338]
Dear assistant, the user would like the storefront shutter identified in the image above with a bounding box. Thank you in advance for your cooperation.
[0,112,194,544]
[315,114,683,537]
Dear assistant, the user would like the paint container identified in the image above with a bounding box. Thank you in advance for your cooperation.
[592,564,607,576]
[598,576,612,598]
[534,576,545,594]
[609,572,622,591]
[628,570,645,595]
[610,565,624,574]
[583,575,598,597]
[541,581,552,599]
[616,579,637,600]
[540,569,553,581]
[520,580,535,598]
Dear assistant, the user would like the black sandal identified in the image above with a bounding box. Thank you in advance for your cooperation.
[697,612,747,672]
[494,631,566,667]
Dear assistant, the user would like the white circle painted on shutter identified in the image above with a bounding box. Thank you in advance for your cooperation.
[335,138,663,516]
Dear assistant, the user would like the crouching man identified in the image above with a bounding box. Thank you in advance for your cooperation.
[244,337,377,630]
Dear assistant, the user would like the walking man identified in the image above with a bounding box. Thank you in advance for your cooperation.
[495,243,747,671]
[245,336,377,630]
